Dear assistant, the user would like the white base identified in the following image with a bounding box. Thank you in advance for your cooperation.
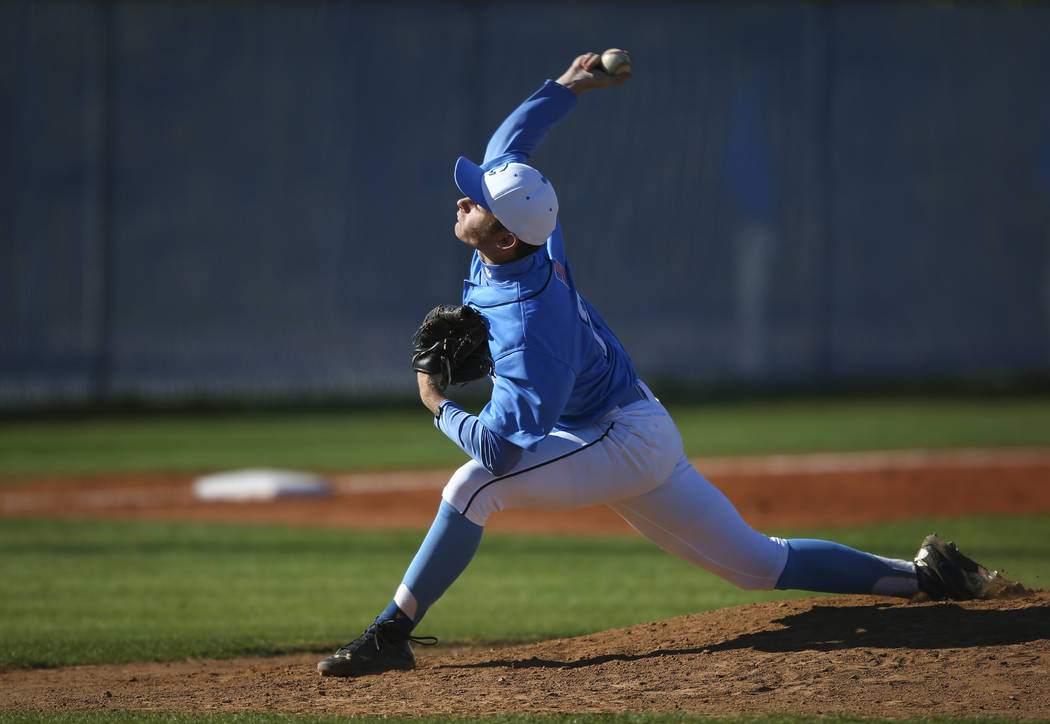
[193,469,331,501]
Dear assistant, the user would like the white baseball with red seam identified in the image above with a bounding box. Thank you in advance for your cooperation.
[600,49,631,76]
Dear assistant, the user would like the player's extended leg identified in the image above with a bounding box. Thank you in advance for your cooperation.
[608,459,1010,599]
[608,455,790,589]
[609,453,919,595]
[608,455,918,596]
[774,538,916,595]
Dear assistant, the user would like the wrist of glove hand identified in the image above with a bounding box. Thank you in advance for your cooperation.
[416,371,448,418]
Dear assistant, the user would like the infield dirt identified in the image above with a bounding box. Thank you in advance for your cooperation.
[2,593,1048,718]
[1,449,1048,718]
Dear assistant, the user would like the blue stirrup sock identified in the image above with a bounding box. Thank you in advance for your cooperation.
[775,539,917,596]
[380,500,484,633]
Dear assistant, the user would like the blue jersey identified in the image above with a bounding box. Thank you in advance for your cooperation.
[463,81,638,449]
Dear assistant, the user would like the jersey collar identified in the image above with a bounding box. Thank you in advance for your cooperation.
[477,250,543,283]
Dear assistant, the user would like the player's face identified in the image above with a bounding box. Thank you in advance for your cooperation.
[454,197,504,250]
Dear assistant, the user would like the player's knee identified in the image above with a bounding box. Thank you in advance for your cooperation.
[701,562,778,591]
[727,576,777,591]
[716,537,789,591]
[441,461,496,526]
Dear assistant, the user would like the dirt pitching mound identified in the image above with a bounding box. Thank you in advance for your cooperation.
[3,592,1047,718]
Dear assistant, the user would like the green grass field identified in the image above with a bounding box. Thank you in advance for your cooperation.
[1,514,1046,670]
[1,397,1048,723]
[2,396,1049,476]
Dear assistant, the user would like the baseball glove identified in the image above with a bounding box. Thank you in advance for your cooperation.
[411,305,493,386]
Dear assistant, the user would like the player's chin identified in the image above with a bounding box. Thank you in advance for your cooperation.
[453,224,473,246]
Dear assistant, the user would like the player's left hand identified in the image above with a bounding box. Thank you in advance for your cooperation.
[555,52,631,96]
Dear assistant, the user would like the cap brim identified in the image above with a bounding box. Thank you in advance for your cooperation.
[453,156,492,212]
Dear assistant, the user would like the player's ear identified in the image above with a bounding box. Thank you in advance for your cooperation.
[497,231,519,251]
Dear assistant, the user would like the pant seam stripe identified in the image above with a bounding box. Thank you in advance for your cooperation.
[462,422,617,517]
[611,499,784,588]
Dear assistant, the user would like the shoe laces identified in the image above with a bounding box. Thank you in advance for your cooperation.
[334,619,437,656]
[374,619,438,648]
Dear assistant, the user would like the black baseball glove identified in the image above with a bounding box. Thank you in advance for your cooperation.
[411,305,493,386]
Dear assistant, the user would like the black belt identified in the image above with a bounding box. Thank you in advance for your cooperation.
[613,382,649,409]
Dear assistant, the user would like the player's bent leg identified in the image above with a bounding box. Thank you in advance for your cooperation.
[442,401,682,527]
[318,401,685,676]
[609,455,789,590]
[317,500,478,677]
[388,499,484,623]
[440,430,590,526]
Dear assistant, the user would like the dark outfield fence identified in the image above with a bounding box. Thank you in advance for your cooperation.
[3,2,1050,406]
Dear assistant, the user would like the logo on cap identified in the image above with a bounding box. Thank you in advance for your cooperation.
[481,163,559,245]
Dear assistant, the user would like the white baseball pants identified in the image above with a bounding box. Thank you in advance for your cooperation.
[441,385,790,590]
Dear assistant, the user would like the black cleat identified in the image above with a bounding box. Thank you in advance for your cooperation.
[317,619,437,677]
[914,534,1019,601]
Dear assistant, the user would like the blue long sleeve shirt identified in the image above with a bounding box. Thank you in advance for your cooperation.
[436,80,638,475]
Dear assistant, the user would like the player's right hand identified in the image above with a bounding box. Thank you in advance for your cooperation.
[555,52,631,96]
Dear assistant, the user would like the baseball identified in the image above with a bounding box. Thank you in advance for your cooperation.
[600,48,632,76]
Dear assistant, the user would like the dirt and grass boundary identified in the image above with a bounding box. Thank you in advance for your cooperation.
[2,448,1048,719]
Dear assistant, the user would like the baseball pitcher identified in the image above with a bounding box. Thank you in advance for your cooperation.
[317,51,1010,677]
